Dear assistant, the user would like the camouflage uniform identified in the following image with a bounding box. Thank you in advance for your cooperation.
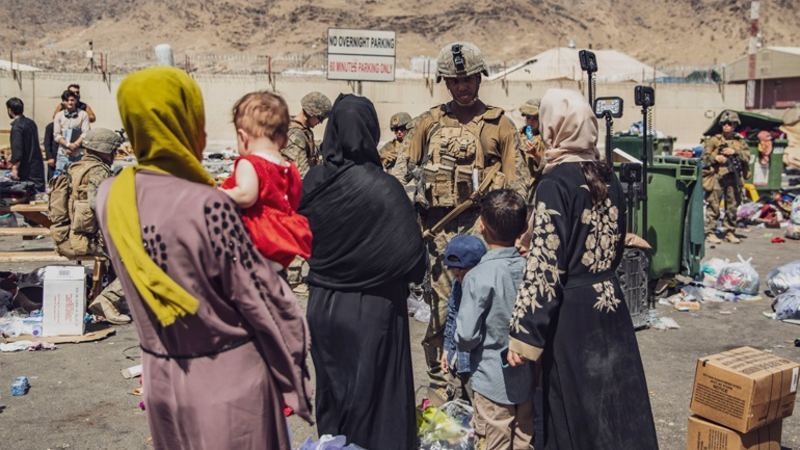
[518,99,546,201]
[284,92,331,289]
[393,42,525,391]
[281,92,332,178]
[64,129,130,323]
[702,111,750,239]
[379,112,413,170]
[284,120,318,177]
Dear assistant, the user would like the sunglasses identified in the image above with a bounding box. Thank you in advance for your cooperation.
[391,126,407,132]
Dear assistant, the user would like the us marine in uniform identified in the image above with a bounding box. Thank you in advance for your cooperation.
[379,112,413,171]
[48,128,131,324]
[518,98,546,200]
[392,42,525,398]
[283,92,332,177]
[702,110,750,244]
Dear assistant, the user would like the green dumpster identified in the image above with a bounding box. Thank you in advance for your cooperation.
[747,139,787,193]
[616,155,702,279]
[611,135,676,161]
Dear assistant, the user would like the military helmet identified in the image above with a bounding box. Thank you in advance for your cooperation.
[436,42,488,83]
[390,112,413,130]
[82,128,123,154]
[301,92,332,120]
[719,110,741,126]
[519,99,541,117]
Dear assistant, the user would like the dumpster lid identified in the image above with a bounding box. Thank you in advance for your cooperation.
[703,110,784,136]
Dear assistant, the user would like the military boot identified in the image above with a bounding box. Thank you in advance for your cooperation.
[724,233,741,244]
[706,234,722,245]
[89,296,132,325]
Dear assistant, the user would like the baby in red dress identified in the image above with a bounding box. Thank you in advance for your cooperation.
[220,91,312,272]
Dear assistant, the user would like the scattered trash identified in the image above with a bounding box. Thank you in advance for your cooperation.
[700,258,728,284]
[298,435,366,450]
[766,261,800,296]
[719,310,733,315]
[702,286,761,302]
[418,400,475,450]
[651,317,680,331]
[715,256,759,295]
[407,288,431,323]
[10,376,30,396]
[794,339,800,347]
[0,340,56,352]
[773,289,800,320]
[0,310,43,337]
[121,364,143,379]
[771,236,786,244]
[408,292,431,323]
[674,301,701,312]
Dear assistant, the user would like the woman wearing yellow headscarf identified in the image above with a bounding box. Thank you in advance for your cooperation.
[96,67,311,450]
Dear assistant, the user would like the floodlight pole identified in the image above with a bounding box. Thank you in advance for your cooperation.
[640,103,649,238]
[603,113,613,165]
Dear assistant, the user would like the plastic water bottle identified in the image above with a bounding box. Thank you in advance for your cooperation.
[524,125,534,141]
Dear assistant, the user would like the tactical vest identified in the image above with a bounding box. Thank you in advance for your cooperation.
[48,159,109,257]
[422,106,506,207]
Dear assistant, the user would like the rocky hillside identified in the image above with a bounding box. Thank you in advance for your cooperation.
[0,0,798,71]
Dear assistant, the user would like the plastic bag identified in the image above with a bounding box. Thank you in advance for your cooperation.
[701,258,728,282]
[791,196,800,225]
[766,261,800,295]
[715,256,760,295]
[737,202,762,222]
[773,289,800,320]
[418,400,475,450]
[297,435,366,450]
[786,223,800,240]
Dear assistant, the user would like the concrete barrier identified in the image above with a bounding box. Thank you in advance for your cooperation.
[0,71,745,149]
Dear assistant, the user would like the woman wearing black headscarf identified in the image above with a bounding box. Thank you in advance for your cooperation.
[299,94,426,450]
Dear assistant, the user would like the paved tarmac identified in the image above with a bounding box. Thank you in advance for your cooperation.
[0,229,799,449]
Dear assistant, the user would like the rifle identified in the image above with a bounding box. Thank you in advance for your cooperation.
[422,164,501,239]
[726,153,743,205]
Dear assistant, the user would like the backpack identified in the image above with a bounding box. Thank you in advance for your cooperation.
[48,160,107,257]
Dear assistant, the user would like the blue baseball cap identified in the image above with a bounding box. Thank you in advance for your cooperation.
[443,235,486,269]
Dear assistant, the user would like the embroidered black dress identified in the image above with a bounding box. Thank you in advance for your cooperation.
[508,163,658,449]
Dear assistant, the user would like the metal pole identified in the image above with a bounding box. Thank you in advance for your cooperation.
[641,105,649,239]
[605,113,613,165]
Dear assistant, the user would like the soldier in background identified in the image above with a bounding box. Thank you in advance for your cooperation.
[48,128,130,323]
[518,98,546,200]
[393,42,523,399]
[702,110,750,244]
[283,91,332,177]
[379,112,413,171]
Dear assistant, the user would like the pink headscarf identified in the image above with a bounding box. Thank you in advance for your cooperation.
[540,88,600,174]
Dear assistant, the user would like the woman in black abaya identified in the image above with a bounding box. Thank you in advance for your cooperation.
[299,94,426,450]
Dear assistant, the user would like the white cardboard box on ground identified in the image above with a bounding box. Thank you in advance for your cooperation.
[42,266,86,337]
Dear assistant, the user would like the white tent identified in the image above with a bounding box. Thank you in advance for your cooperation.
[497,47,664,83]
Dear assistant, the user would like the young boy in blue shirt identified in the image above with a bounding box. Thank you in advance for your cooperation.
[456,189,533,450]
[440,234,487,403]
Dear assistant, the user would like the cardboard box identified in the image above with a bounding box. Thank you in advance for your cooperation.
[690,347,800,433]
[687,416,781,450]
[42,266,86,336]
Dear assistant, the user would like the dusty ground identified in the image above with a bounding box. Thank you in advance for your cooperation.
[0,229,799,449]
